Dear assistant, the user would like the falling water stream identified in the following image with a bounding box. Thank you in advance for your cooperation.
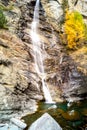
[30,0,54,103]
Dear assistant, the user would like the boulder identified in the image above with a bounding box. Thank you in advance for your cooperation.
[10,118,27,129]
[28,113,62,130]
[0,118,27,130]
[7,125,19,130]
[0,124,19,130]
[0,124,8,130]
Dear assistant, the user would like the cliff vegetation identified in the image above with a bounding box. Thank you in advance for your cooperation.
[63,10,87,49]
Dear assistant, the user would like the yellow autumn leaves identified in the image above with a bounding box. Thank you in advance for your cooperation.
[63,10,86,49]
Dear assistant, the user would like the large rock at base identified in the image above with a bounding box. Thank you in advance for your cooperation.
[28,113,62,130]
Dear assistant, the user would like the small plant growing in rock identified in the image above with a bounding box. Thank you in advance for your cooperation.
[62,0,68,15]
[63,10,86,49]
[0,2,14,29]
[0,9,8,29]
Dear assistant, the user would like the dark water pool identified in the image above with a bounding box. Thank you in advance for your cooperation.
[22,100,87,130]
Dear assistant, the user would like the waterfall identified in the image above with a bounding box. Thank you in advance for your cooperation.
[30,0,54,103]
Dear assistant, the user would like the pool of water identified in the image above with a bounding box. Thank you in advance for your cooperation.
[22,100,87,130]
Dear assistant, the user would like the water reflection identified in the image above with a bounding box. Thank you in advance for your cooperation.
[23,100,87,130]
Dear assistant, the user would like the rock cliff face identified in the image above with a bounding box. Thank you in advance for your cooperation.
[41,0,87,30]
[68,0,87,24]
[0,30,42,122]
[41,0,63,31]
[0,0,61,121]
[40,0,87,101]
[0,0,87,121]
[0,0,42,122]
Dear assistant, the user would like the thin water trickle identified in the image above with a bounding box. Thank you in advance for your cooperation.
[30,0,55,104]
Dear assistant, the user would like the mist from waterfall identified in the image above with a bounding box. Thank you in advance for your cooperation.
[30,0,54,103]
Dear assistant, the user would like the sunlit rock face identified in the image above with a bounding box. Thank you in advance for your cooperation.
[68,0,87,23]
[0,30,42,122]
[0,0,21,33]
[40,0,63,31]
[41,0,87,30]
[0,30,43,97]
[68,0,87,16]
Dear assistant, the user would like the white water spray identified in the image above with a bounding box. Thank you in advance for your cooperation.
[31,0,54,103]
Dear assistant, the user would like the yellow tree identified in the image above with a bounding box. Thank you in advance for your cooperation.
[64,11,85,49]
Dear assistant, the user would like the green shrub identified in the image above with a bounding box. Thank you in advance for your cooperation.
[0,9,8,29]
